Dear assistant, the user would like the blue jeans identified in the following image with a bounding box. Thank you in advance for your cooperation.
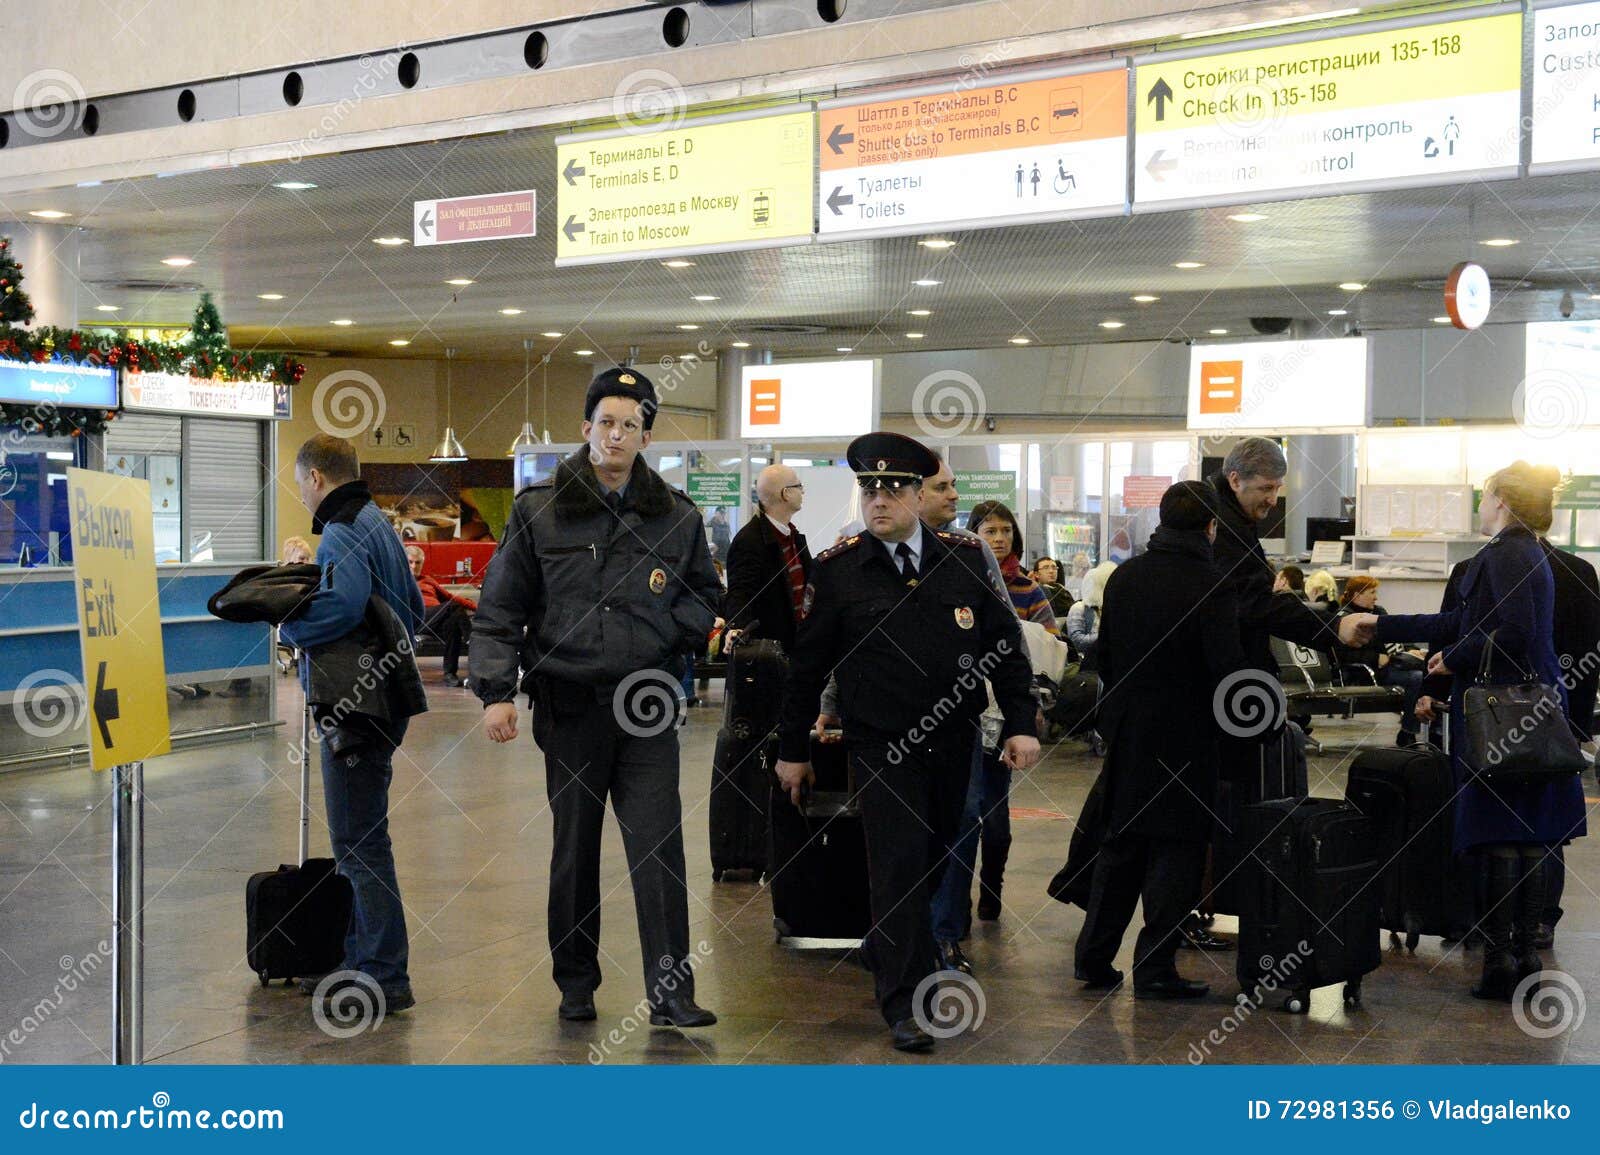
[931,739,1011,942]
[321,716,410,992]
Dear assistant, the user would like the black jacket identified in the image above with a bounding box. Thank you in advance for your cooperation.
[1546,540,1600,740]
[723,513,812,652]
[1096,527,1249,842]
[1209,471,1338,675]
[777,526,1036,762]
[470,449,722,701]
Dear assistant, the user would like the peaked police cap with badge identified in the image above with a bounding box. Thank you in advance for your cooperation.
[845,431,940,491]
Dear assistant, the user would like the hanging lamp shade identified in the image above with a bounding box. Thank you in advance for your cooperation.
[429,426,467,462]
[507,421,539,456]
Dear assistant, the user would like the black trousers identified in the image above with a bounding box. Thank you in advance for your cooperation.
[1075,833,1206,982]
[851,736,971,1025]
[533,686,692,1005]
[422,603,472,676]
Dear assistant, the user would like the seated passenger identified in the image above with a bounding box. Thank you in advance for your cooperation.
[1065,562,1115,670]
[1271,563,1305,598]
[1303,568,1338,608]
[282,535,314,566]
[405,545,476,688]
[1030,556,1075,620]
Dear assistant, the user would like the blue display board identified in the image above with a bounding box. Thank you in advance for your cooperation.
[0,358,118,409]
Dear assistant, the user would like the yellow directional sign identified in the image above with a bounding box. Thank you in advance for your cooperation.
[67,468,170,771]
[556,109,815,265]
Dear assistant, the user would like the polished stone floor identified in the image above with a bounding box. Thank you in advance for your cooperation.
[1,665,1596,1066]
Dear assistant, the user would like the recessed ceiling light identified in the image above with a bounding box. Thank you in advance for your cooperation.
[445,278,474,287]
[1099,320,1125,330]
[541,331,563,338]
[95,305,119,312]
[907,309,931,317]
[913,278,942,287]
[677,323,700,330]
[1481,238,1519,247]
[574,349,594,356]
[681,352,699,360]
[918,238,956,250]
[662,259,695,269]
[730,341,751,348]
[1590,294,1600,302]
[1227,213,1267,223]
[331,318,354,326]
[372,236,408,247]
[1131,294,1160,303]
[28,209,69,219]
[499,307,524,316]
[1339,282,1366,292]
[273,181,317,191]
[1009,336,1031,345]
[905,331,925,339]
[1327,309,1348,316]
[1433,315,1452,324]
[691,294,719,302]
[257,292,284,301]
[161,256,193,267]
[1208,328,1229,335]
[1173,261,1205,270]
[836,346,853,353]
[388,339,410,347]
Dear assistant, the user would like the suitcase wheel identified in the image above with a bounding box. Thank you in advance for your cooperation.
[1091,735,1107,758]
[1387,930,1403,951]
[1282,991,1310,1015]
[1342,982,1362,1009]
[258,970,271,988]
[712,868,724,883]
[1405,933,1420,954]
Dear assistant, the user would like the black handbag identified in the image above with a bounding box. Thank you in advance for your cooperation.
[1461,631,1585,785]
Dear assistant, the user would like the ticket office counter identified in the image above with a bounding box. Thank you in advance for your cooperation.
[0,562,277,768]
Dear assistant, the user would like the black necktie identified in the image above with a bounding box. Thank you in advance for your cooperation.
[895,541,916,583]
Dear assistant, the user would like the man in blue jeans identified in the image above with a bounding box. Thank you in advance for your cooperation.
[280,434,426,1015]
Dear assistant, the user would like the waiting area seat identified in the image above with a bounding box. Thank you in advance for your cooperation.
[1270,637,1407,720]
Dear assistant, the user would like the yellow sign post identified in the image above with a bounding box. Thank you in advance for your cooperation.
[556,108,815,265]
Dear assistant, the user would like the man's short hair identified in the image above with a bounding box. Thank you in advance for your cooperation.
[1222,436,1287,483]
[1277,564,1305,591]
[404,545,425,562]
[1159,480,1220,531]
[295,434,359,483]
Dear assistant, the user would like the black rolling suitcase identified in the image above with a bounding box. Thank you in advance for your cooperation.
[766,733,871,943]
[1235,797,1382,1013]
[246,704,352,986]
[709,638,787,881]
[1207,722,1310,917]
[1344,742,1473,950]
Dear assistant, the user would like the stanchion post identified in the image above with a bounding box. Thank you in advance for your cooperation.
[110,760,144,1065]
[298,704,311,865]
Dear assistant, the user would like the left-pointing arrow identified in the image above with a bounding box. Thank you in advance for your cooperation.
[418,209,434,237]
[563,215,586,242]
[826,186,854,216]
[563,157,586,185]
[93,660,120,749]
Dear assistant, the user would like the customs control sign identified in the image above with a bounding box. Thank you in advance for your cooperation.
[557,109,814,265]
[68,468,170,771]
[1134,12,1521,209]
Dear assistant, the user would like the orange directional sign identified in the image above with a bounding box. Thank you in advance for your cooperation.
[818,66,1128,238]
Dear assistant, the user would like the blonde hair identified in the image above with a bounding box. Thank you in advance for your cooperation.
[1080,561,1117,609]
[1483,461,1560,534]
[281,535,312,563]
[1304,570,1338,603]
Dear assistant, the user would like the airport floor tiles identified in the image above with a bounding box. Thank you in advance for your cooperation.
[0,669,1596,1066]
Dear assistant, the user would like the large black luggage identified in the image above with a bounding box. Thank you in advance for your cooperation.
[709,639,788,881]
[1235,797,1382,1013]
[1344,743,1473,949]
[766,734,871,943]
[1207,722,1310,917]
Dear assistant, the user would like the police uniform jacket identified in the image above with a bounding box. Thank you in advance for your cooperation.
[777,526,1037,762]
[470,449,722,701]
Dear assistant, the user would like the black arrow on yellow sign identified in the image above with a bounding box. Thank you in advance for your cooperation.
[563,157,585,185]
[563,215,585,242]
[92,660,120,749]
[1147,77,1174,122]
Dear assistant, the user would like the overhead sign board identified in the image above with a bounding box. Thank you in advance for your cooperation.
[1532,2,1600,172]
[557,110,814,265]
[413,190,537,247]
[0,358,118,409]
[1134,12,1522,210]
[739,359,879,441]
[67,468,170,771]
[123,370,291,419]
[1187,337,1369,432]
[817,66,1128,240]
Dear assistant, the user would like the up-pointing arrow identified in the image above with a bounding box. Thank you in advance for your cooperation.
[92,660,120,749]
[563,157,586,186]
[562,215,586,242]
[418,209,434,238]
[826,122,855,155]
[1147,76,1174,122]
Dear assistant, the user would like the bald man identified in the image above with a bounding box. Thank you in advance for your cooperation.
[724,464,811,652]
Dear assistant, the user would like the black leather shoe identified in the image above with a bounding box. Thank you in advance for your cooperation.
[649,997,717,1028]
[891,1018,935,1053]
[1074,965,1124,991]
[1179,925,1234,952]
[442,673,464,688]
[976,892,1002,921]
[558,991,597,1021]
[936,939,973,975]
[1134,976,1210,1000]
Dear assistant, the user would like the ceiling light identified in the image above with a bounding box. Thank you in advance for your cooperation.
[677,323,700,330]
[1328,309,1348,316]
[161,256,193,267]
[1180,8,1361,39]
[1433,315,1452,324]
[388,339,410,347]
[913,279,942,287]
[1173,261,1205,269]
[680,353,699,360]
[331,318,354,326]
[918,238,956,250]
[1227,212,1267,223]
[1481,238,1519,247]
[907,309,931,317]
[273,181,318,191]
[905,332,925,339]
[1009,336,1031,345]
[499,308,524,316]
[541,331,563,338]
[836,346,853,353]
[662,259,696,269]
[730,341,751,349]
[257,292,284,301]
[1099,320,1125,330]
[372,236,408,247]
[1339,282,1366,291]
[691,294,719,302]
[1590,294,1600,302]
[95,305,119,312]
[1131,294,1160,303]
[28,209,69,219]
[574,349,594,356]
[445,278,474,286]
[1208,328,1229,335]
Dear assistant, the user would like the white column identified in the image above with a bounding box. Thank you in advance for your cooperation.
[2,221,82,328]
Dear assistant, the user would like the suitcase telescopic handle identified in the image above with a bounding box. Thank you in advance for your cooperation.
[298,703,312,866]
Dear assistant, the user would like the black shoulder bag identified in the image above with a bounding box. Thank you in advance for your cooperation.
[1461,630,1586,785]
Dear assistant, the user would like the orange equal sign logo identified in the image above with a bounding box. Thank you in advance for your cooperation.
[1199,360,1244,415]
[749,378,781,426]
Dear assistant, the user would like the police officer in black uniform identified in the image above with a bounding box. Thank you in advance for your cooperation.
[774,432,1040,1054]
[472,367,723,1029]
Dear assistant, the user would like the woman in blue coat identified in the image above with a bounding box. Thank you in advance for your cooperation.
[1347,462,1586,1001]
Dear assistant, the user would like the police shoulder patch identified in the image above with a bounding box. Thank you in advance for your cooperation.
[815,534,863,563]
[936,529,982,548]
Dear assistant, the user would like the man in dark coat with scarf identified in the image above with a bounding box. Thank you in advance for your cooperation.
[1074,481,1250,999]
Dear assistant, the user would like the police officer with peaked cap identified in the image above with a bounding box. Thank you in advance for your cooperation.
[774,431,1041,1054]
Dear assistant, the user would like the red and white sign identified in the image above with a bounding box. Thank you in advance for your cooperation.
[1187,338,1368,432]
[1048,475,1075,511]
[1122,475,1171,509]
[1445,261,1491,330]
[413,190,537,247]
